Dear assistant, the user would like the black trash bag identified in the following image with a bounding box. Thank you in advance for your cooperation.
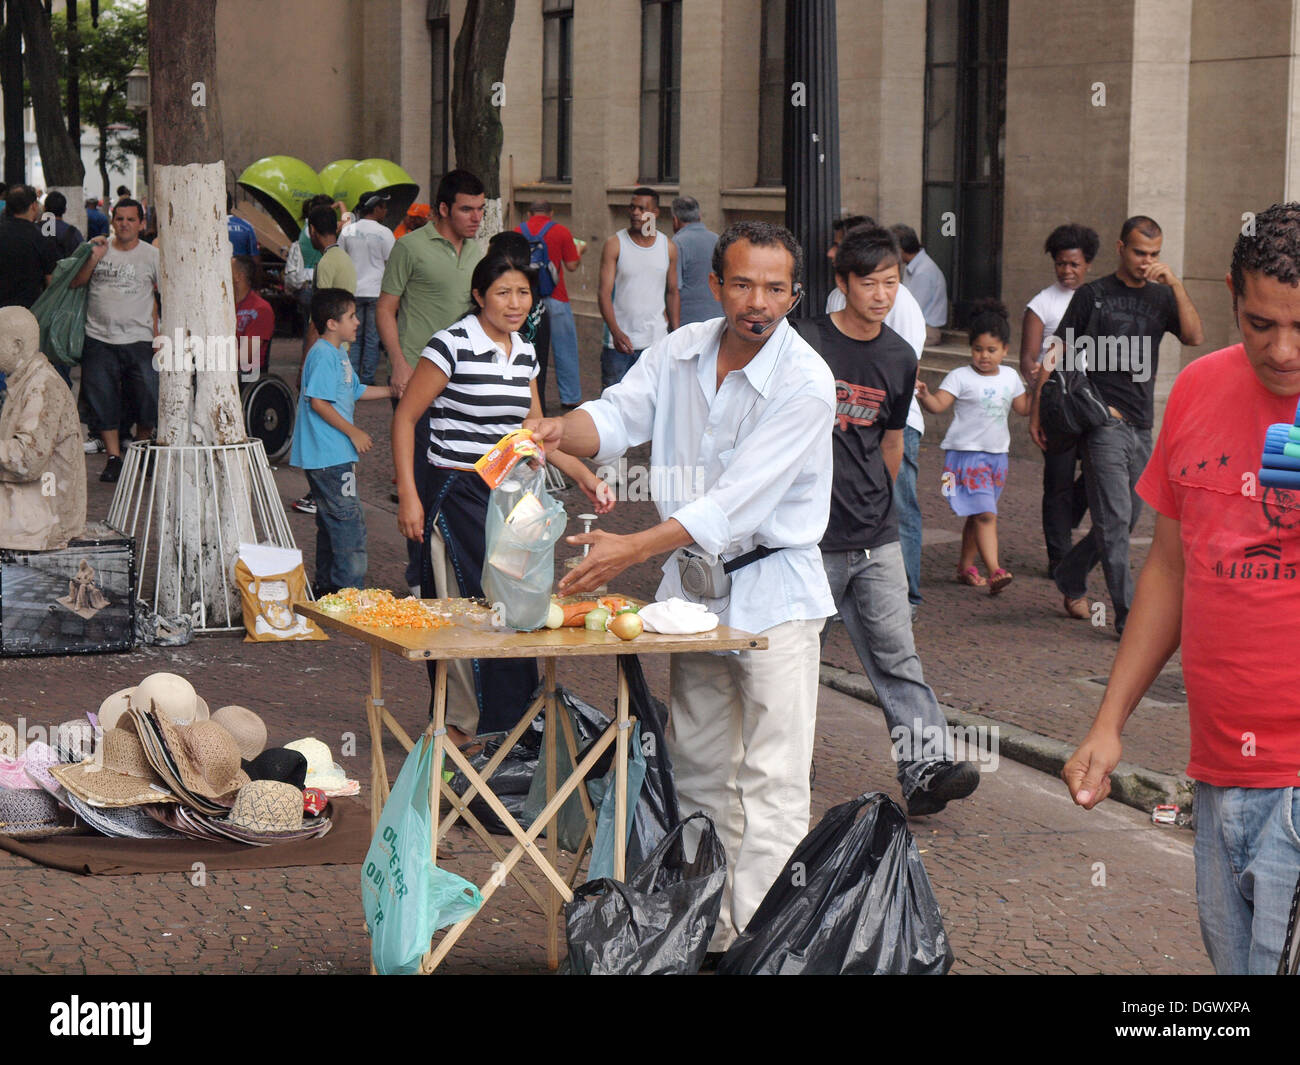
[718,792,954,975]
[446,729,540,836]
[524,688,614,850]
[564,812,726,975]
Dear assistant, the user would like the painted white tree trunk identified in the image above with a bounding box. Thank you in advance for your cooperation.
[152,160,252,626]
[479,196,503,245]
[50,185,86,241]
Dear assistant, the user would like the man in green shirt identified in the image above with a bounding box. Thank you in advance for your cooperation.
[377,169,485,395]
[309,205,356,294]
[377,168,486,596]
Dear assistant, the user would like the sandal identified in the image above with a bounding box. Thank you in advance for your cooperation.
[956,566,986,587]
[1063,595,1090,620]
[989,569,1014,595]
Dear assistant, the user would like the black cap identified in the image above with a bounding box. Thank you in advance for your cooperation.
[357,191,391,212]
[242,748,308,790]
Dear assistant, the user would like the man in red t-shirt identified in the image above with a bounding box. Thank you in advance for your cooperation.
[518,200,584,408]
[232,255,274,375]
[1064,202,1300,974]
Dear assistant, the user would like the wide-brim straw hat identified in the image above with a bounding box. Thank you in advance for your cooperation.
[284,738,348,792]
[61,791,183,839]
[51,728,179,808]
[212,705,267,761]
[0,786,82,839]
[143,710,249,802]
[98,673,211,731]
[225,780,304,834]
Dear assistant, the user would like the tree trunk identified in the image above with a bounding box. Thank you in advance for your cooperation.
[13,0,84,187]
[148,0,248,628]
[1,3,24,185]
[452,0,514,239]
[64,0,79,147]
[97,101,109,204]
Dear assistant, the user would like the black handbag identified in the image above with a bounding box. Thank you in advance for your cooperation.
[1039,284,1114,438]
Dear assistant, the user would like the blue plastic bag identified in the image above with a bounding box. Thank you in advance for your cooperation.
[361,735,483,975]
[587,721,648,881]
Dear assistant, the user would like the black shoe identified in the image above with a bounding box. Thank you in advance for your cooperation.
[100,455,123,483]
[906,760,980,817]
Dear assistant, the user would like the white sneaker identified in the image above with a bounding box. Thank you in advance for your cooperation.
[83,436,105,454]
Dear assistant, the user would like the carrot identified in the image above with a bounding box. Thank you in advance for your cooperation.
[561,600,598,626]
[598,595,629,614]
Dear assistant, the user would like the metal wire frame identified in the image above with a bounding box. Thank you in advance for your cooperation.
[106,439,302,633]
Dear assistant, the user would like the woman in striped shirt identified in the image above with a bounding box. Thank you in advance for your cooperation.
[393,246,613,740]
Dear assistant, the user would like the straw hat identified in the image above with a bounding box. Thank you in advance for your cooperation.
[284,738,348,792]
[98,673,211,730]
[51,728,179,808]
[211,705,267,761]
[61,791,183,839]
[148,715,249,802]
[0,786,81,839]
[226,780,304,834]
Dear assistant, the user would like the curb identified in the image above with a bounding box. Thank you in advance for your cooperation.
[819,664,1195,815]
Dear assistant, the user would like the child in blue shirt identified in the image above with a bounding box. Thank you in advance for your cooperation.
[290,287,394,593]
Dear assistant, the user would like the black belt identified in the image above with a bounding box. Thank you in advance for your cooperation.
[722,545,782,574]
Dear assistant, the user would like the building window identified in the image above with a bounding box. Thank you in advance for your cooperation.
[756,0,785,187]
[640,0,681,184]
[542,0,574,182]
[922,0,1007,321]
[428,0,450,194]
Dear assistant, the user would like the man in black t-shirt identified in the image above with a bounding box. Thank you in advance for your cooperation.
[0,186,58,310]
[1042,215,1204,633]
[805,227,979,817]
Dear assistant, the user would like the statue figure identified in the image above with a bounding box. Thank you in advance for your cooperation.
[57,558,111,618]
[0,306,86,550]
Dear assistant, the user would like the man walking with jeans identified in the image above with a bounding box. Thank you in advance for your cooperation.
[806,226,979,816]
[339,191,395,385]
[519,200,584,408]
[1048,216,1203,633]
[597,187,678,388]
[1064,202,1300,973]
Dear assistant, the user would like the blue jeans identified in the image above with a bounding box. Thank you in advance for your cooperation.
[1194,783,1300,974]
[546,297,581,405]
[894,425,923,606]
[350,296,382,385]
[1053,417,1153,631]
[820,542,950,795]
[600,346,643,390]
[305,462,367,593]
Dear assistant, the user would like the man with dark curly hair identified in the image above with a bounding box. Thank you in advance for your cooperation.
[1064,202,1300,974]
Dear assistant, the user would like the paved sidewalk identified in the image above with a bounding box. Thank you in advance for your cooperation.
[0,331,1208,974]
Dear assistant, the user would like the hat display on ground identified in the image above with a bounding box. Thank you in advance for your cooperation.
[0,786,82,839]
[226,780,304,835]
[212,705,267,761]
[126,709,248,813]
[53,719,97,763]
[284,738,348,793]
[51,728,179,808]
[17,741,61,794]
[98,673,211,730]
[61,791,183,839]
[242,748,308,790]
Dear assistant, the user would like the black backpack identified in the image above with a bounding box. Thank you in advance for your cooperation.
[1039,284,1113,438]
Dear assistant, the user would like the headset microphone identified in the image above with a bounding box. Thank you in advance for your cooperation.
[746,285,804,335]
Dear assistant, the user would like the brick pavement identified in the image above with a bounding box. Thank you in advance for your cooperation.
[0,325,1209,974]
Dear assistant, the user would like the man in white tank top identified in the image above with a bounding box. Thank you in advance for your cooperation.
[598,187,680,388]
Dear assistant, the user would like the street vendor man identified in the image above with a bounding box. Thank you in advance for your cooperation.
[526,220,836,954]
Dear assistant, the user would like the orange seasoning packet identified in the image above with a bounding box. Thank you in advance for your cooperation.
[475,428,542,489]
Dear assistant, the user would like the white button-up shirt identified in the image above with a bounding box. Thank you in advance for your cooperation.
[582,318,837,635]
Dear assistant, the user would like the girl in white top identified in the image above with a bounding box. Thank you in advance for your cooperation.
[916,301,1030,595]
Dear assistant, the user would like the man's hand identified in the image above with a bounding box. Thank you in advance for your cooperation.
[1144,262,1180,287]
[350,428,374,454]
[390,359,415,397]
[524,415,566,453]
[1030,414,1047,451]
[558,530,642,594]
[1061,728,1124,809]
[611,327,634,356]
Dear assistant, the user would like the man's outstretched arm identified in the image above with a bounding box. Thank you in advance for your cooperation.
[1062,512,1184,808]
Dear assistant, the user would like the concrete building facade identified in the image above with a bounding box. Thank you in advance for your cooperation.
[214,0,1300,390]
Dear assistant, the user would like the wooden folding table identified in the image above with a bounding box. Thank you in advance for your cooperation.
[296,599,765,973]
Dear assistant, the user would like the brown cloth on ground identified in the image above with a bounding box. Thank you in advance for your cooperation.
[0,796,370,875]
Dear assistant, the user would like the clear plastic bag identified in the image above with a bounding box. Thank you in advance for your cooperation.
[481,464,567,630]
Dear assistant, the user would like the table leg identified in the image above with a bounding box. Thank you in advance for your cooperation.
[615,657,630,880]
[544,658,559,970]
[429,659,447,868]
[367,646,386,835]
